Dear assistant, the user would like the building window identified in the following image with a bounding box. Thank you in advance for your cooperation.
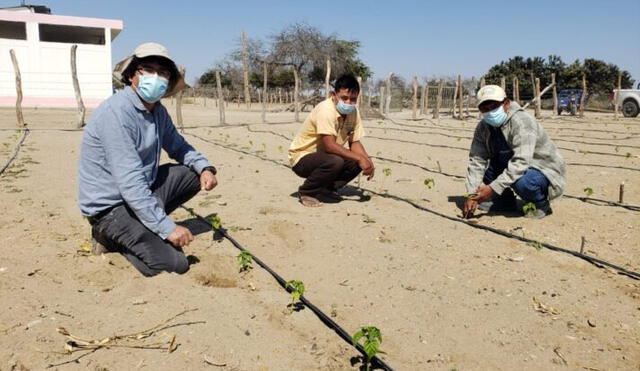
[39,24,105,45]
[0,20,27,40]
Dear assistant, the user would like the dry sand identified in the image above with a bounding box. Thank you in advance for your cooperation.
[0,102,639,370]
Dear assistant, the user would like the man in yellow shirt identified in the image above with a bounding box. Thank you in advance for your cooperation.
[289,74,375,207]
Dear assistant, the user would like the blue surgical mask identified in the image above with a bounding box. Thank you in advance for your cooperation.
[336,100,357,115]
[136,73,169,103]
[483,105,508,127]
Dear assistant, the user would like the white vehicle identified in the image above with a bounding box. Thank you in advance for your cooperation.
[614,83,640,117]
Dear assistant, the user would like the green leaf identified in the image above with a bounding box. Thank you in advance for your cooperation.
[522,202,537,216]
[208,214,222,230]
[423,178,435,189]
[382,168,392,176]
[583,187,594,197]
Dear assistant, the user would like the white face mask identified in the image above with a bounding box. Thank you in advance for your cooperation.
[483,105,508,127]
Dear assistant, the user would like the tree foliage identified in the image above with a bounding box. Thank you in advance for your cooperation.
[198,22,371,94]
[484,55,634,99]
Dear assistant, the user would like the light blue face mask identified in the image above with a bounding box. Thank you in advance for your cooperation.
[483,105,508,127]
[336,100,357,115]
[136,73,169,103]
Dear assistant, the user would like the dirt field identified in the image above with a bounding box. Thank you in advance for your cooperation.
[1,102,639,371]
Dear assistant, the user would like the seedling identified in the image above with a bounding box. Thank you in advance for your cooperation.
[286,280,305,311]
[278,145,283,153]
[237,251,253,272]
[423,178,435,189]
[208,214,222,230]
[522,202,537,216]
[382,168,392,176]
[583,187,594,197]
[352,326,384,371]
[527,241,543,250]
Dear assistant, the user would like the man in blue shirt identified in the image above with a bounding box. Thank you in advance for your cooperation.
[78,43,218,276]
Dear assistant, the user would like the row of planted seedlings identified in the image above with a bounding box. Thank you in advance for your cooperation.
[183,127,640,279]
[182,208,390,371]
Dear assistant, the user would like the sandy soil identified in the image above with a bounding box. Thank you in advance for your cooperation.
[0,102,638,371]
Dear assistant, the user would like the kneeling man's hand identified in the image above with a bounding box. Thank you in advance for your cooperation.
[359,157,375,180]
[167,225,194,247]
[473,184,494,203]
[200,171,218,191]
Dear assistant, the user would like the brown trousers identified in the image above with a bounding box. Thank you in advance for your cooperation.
[292,152,362,196]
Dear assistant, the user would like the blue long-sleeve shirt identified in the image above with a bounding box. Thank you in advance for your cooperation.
[78,86,210,239]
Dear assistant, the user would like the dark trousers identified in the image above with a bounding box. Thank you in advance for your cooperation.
[90,164,201,277]
[483,127,550,204]
[292,152,362,196]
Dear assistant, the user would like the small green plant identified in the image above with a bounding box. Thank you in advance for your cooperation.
[286,280,305,309]
[208,214,222,230]
[249,140,253,147]
[625,152,632,158]
[237,251,253,272]
[278,145,284,153]
[382,168,392,176]
[352,326,384,371]
[583,187,594,197]
[522,202,537,216]
[423,178,435,189]
[527,241,543,250]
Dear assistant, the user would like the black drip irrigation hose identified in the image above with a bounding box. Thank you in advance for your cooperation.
[182,208,394,371]
[371,155,465,179]
[563,195,640,211]
[360,187,640,281]
[186,128,640,281]
[0,128,29,176]
[567,162,640,172]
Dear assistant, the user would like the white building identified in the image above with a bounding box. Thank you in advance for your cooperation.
[0,5,123,108]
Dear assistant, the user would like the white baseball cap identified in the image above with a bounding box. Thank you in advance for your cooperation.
[476,85,507,107]
[113,42,186,97]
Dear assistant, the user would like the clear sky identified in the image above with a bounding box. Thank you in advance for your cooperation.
[9,0,640,85]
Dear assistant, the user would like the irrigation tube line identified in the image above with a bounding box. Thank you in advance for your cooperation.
[360,188,640,281]
[0,128,29,176]
[181,207,394,371]
[186,129,640,281]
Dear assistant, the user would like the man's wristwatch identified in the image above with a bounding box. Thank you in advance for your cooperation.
[202,166,217,175]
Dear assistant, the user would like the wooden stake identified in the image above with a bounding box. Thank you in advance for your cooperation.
[419,83,426,115]
[412,76,418,120]
[385,73,393,115]
[241,31,251,109]
[262,61,267,123]
[436,161,441,173]
[512,76,518,102]
[614,72,622,120]
[458,74,464,119]
[9,49,25,127]
[580,236,586,254]
[452,79,458,117]
[325,59,331,99]
[500,76,506,91]
[552,73,558,115]
[176,68,185,131]
[357,76,363,110]
[434,80,443,120]
[70,45,86,128]
[293,68,300,122]
[515,77,520,104]
[532,75,541,118]
[619,182,625,203]
[579,74,587,117]
[215,70,225,125]
[424,82,429,115]
[379,86,385,113]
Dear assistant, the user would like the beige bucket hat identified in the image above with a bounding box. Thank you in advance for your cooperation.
[113,42,186,97]
[476,85,507,107]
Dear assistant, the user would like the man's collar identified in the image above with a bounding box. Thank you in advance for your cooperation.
[125,85,149,112]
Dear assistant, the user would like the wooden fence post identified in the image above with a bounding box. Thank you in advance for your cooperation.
[452,79,458,117]
[379,86,385,113]
[579,74,587,117]
[458,74,464,119]
[357,76,363,110]
[241,31,251,109]
[500,76,506,91]
[176,68,185,131]
[424,82,430,115]
[216,70,225,125]
[614,72,621,120]
[552,73,558,115]
[70,45,85,128]
[9,49,25,127]
[412,76,418,120]
[385,73,393,115]
[293,68,300,122]
[262,61,267,123]
[325,59,331,98]
[434,79,443,120]
[535,77,542,119]
[419,83,426,115]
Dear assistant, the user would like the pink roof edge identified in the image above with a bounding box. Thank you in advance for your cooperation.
[0,10,123,31]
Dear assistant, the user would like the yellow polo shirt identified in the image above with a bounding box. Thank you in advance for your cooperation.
[288,98,365,166]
